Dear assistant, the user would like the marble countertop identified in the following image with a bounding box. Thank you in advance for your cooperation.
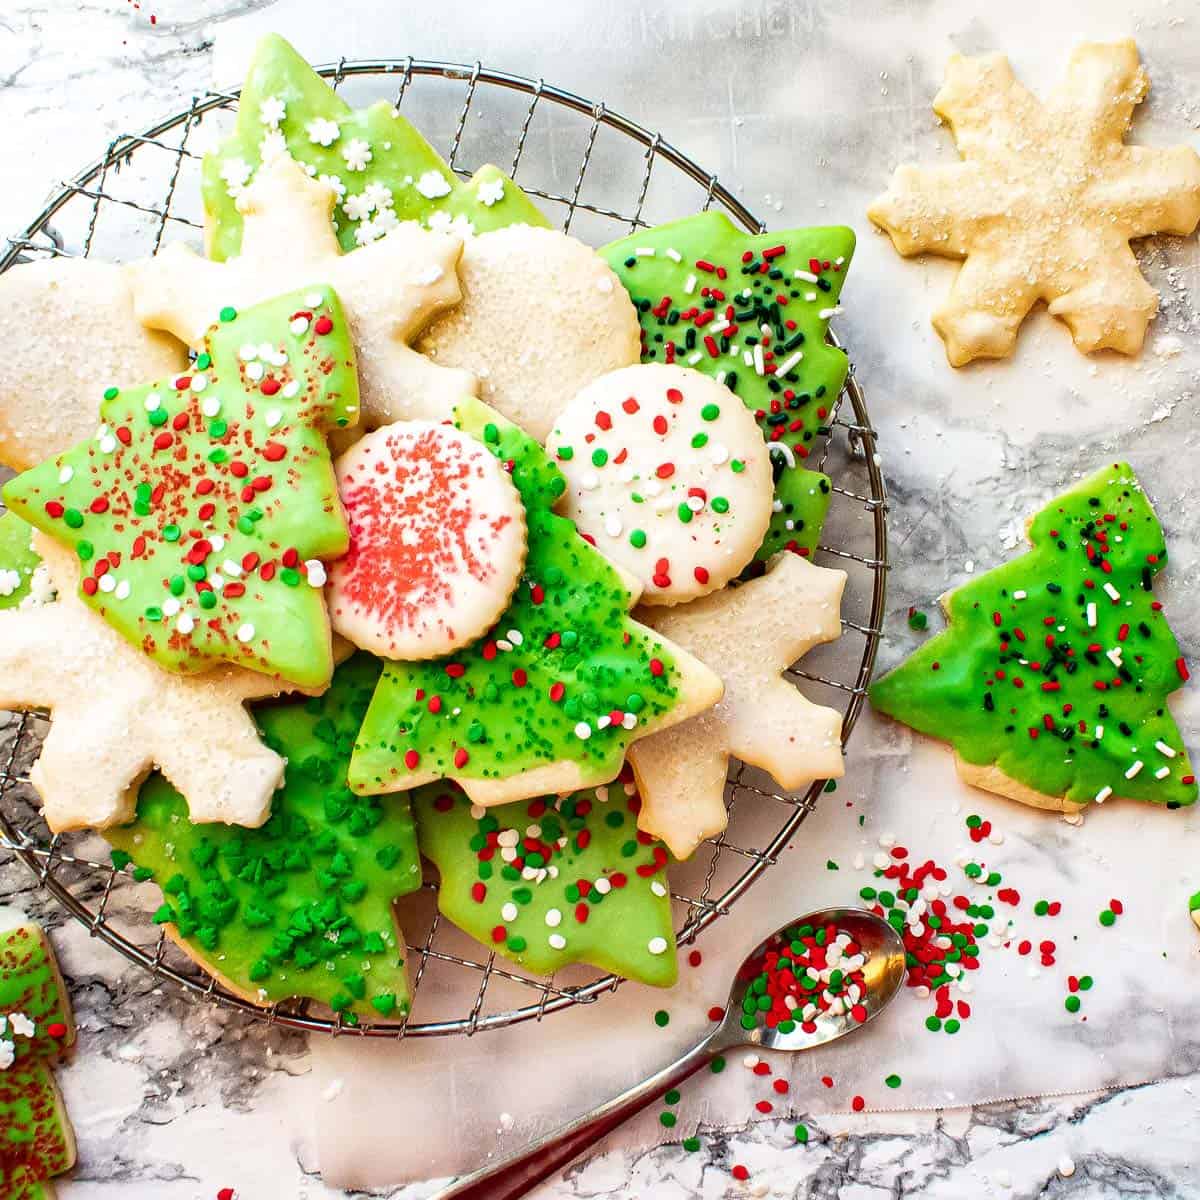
[3,0,1200,1197]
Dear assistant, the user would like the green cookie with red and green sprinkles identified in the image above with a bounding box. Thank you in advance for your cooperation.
[347,395,723,807]
[105,653,419,1024]
[601,212,853,562]
[412,769,676,985]
[203,33,548,263]
[2,286,357,691]
[871,462,1196,812]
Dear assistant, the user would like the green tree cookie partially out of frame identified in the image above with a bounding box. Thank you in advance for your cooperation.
[2,286,357,689]
[602,212,854,562]
[105,654,421,1023]
[871,462,1197,809]
[413,773,677,986]
[204,33,549,261]
[0,513,45,610]
[349,397,700,797]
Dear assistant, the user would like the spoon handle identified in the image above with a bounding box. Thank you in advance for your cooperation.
[432,1030,722,1200]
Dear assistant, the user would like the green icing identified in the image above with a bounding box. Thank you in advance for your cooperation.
[105,654,420,1023]
[0,514,44,610]
[754,465,832,564]
[203,34,549,262]
[871,462,1197,809]
[0,925,72,1063]
[413,773,677,986]
[0,1063,72,1195]
[602,213,854,562]
[2,287,357,689]
[349,397,691,797]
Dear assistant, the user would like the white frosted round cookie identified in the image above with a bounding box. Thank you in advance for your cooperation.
[330,422,527,659]
[546,364,772,605]
[416,226,641,441]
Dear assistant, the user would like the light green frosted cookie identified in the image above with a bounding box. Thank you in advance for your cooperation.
[203,33,548,261]
[348,396,722,806]
[871,462,1197,811]
[0,1062,74,1198]
[0,514,48,611]
[413,771,677,986]
[105,654,420,1024]
[602,213,853,565]
[2,287,357,689]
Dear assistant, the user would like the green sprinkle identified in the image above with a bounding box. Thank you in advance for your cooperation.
[826,859,839,871]
[103,386,119,401]
[1065,995,1081,1013]
[654,1009,670,1028]
[925,1015,942,1032]
[700,403,720,421]
[556,445,574,461]
[710,1056,725,1074]
[730,459,745,473]
[907,609,928,631]
[944,1018,960,1034]
[483,422,500,444]
[691,433,709,448]
[591,448,608,467]
[110,850,132,870]
[884,1074,901,1089]
[683,1136,701,1153]
[630,529,647,549]
[659,1112,677,1128]
[677,502,693,524]
[794,1124,809,1144]
[64,509,84,530]
[195,353,212,370]
[711,496,729,514]
[163,524,181,543]
[76,540,94,561]
[1078,975,1093,990]
[1034,900,1049,916]
[664,1089,680,1105]
[219,306,238,322]
[1099,909,1116,927]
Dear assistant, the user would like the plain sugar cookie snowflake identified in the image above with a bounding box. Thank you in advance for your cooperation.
[869,40,1200,365]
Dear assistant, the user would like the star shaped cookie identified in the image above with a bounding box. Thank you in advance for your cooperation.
[869,40,1200,365]
[128,153,470,431]
[0,533,296,832]
[630,553,846,859]
[0,257,186,471]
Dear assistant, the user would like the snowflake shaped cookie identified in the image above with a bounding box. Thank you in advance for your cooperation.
[869,40,1200,365]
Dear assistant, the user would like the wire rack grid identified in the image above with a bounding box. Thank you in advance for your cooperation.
[0,58,888,1038]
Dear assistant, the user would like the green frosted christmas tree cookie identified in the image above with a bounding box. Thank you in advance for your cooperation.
[106,654,420,1023]
[204,33,548,261]
[871,462,1197,811]
[0,1063,74,1199]
[349,397,722,805]
[0,514,49,611]
[0,917,74,1066]
[413,770,676,985]
[3,287,357,689]
[602,212,853,562]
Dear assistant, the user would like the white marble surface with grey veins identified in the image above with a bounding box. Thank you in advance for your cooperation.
[3,0,1200,1196]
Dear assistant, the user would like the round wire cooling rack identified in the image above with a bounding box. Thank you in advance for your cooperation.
[0,58,888,1038]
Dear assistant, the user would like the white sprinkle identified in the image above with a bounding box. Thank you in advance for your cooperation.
[650,880,667,897]
[476,177,505,206]
[1125,760,1144,780]
[307,116,341,146]
[545,908,562,928]
[707,318,730,336]
[683,274,697,294]
[245,362,264,382]
[1155,766,1171,780]
[1086,602,1097,628]
[574,722,591,740]
[162,597,181,617]
[176,613,195,634]
[687,352,703,365]
[282,380,300,399]
[603,515,623,538]
[259,95,286,127]
[593,877,612,895]
[1156,740,1177,758]
[236,623,255,643]
[305,291,324,308]
[209,573,225,592]
[793,269,818,282]
[775,350,804,376]
[1057,1156,1076,1179]
[665,247,682,262]
[289,316,310,336]
[647,937,668,955]
[115,580,131,601]
[753,344,765,376]
[622,712,637,729]
[416,169,452,198]
[506,629,524,646]
[201,396,221,418]
[1106,648,1123,668]
[469,804,486,819]
[819,306,842,319]
[342,138,373,172]
[548,934,567,951]
[1013,589,1027,600]
[496,829,519,848]
[501,902,519,923]
[57,465,74,485]
[634,247,655,257]
[190,373,208,393]
[1103,582,1120,602]
[264,408,283,430]
[98,433,117,454]
[596,715,611,730]
[98,574,116,594]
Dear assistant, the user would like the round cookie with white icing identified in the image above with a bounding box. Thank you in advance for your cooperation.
[546,364,772,605]
[329,422,527,660]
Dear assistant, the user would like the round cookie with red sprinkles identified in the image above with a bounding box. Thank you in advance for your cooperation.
[330,422,526,660]
[546,363,772,605]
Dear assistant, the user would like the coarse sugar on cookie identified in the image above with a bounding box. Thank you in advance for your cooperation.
[547,363,772,605]
[330,422,527,660]
[870,461,1197,812]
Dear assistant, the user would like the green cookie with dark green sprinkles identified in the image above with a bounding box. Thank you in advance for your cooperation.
[105,653,420,1023]
[203,33,548,262]
[602,212,853,563]
[871,462,1197,812]
[412,770,677,985]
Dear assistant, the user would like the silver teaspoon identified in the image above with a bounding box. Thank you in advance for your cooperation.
[433,906,907,1200]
